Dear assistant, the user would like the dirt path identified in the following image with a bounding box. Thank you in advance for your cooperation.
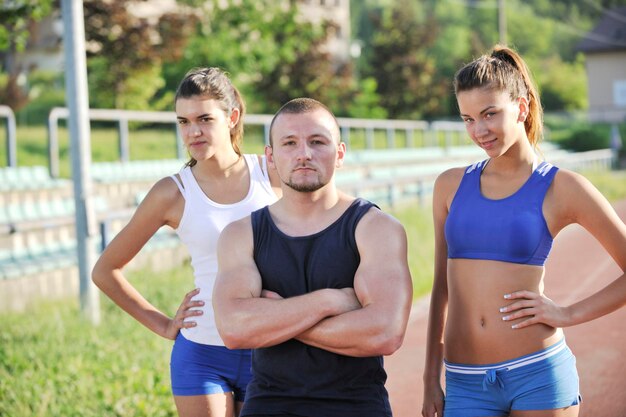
[386,200,626,417]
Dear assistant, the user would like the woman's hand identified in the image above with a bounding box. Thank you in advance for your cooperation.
[422,380,445,417]
[500,290,572,329]
[164,288,204,340]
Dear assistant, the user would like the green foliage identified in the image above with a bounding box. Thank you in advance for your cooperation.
[353,0,613,117]
[0,0,55,111]
[362,0,446,119]
[83,0,197,110]
[533,55,588,111]
[553,122,612,152]
[507,2,558,57]
[15,70,66,124]
[3,0,623,121]
[0,0,54,53]
[86,56,118,109]
[340,77,388,119]
[160,0,386,118]
[545,112,625,153]
[429,3,473,115]
[504,1,590,112]
[464,0,500,53]
[162,0,314,112]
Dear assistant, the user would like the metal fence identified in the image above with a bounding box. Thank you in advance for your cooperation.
[1,106,620,177]
[0,105,17,168]
[45,107,470,178]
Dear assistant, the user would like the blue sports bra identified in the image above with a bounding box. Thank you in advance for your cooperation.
[444,159,558,266]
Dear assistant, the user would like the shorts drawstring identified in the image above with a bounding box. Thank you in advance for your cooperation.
[483,368,506,391]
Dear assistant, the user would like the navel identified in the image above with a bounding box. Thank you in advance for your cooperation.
[480,317,485,328]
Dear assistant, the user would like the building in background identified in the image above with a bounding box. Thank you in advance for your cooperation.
[9,9,65,72]
[577,6,626,123]
[297,0,351,62]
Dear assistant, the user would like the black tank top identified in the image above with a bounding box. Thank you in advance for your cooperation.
[242,198,392,417]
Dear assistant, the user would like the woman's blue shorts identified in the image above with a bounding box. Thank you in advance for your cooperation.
[443,338,581,417]
[170,332,252,400]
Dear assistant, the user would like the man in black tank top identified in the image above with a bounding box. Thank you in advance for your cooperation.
[213,98,413,417]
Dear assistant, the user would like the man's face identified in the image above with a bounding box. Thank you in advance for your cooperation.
[266,108,345,193]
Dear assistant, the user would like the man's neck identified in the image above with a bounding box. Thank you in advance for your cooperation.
[270,186,350,237]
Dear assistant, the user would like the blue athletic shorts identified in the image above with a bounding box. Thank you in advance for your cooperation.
[170,332,252,400]
[443,338,581,417]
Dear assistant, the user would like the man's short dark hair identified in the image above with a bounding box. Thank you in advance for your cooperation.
[269,98,340,146]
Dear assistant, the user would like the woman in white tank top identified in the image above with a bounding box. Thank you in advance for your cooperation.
[92,68,280,417]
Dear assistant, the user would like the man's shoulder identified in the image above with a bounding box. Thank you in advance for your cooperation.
[221,214,254,241]
[357,202,405,235]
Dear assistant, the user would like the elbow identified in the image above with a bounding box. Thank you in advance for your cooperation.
[214,304,250,349]
[223,339,244,350]
[365,327,406,356]
[220,331,249,350]
[368,311,409,356]
[215,319,253,350]
[219,326,274,350]
[376,333,405,356]
[91,261,105,288]
[91,257,116,290]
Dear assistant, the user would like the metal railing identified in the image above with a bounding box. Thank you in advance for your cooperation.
[335,117,431,148]
[0,105,17,168]
[46,107,471,178]
[47,107,187,178]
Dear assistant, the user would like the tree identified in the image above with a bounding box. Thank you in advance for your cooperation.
[0,0,55,110]
[533,55,588,111]
[160,0,385,118]
[362,0,446,119]
[0,0,55,57]
[83,0,197,110]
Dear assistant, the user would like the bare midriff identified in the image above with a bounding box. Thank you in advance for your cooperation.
[445,258,563,365]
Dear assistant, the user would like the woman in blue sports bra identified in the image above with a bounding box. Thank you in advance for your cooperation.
[93,68,281,417]
[422,45,626,417]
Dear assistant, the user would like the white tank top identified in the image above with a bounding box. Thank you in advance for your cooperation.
[169,154,278,345]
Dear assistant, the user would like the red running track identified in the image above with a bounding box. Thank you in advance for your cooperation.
[385,200,626,417]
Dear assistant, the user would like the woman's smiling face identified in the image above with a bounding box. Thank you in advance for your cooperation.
[457,87,528,158]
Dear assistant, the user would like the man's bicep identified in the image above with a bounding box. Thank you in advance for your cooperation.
[354,213,412,307]
[214,220,262,302]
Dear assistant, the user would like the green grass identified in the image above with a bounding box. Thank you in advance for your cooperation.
[391,203,436,297]
[0,266,189,417]
[582,169,626,203]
